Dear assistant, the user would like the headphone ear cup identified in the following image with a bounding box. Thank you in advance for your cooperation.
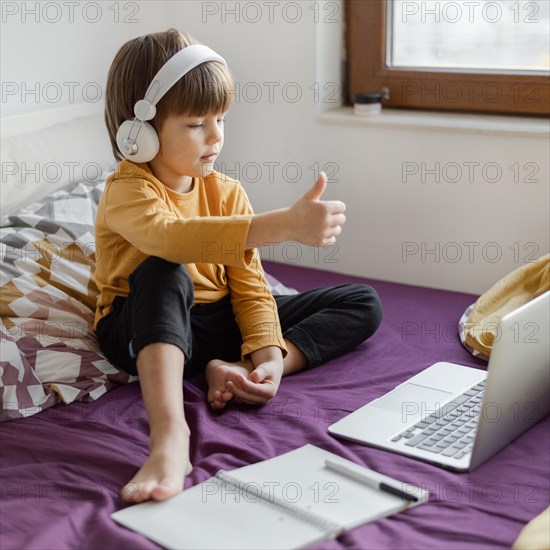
[132,121,160,163]
[116,120,160,163]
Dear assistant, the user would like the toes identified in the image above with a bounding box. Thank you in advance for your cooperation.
[123,475,187,503]
[121,482,138,502]
[208,387,235,410]
[209,391,234,410]
[207,390,222,406]
[122,480,155,503]
[151,479,181,501]
[209,398,226,410]
[221,390,233,402]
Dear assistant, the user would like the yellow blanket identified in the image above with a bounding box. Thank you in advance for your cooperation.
[464,254,549,357]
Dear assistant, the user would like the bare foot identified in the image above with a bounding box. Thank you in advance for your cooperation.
[121,423,192,503]
[205,359,253,410]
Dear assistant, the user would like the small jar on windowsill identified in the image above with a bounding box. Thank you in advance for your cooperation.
[354,92,382,117]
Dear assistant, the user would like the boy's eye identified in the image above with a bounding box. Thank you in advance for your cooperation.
[187,117,225,129]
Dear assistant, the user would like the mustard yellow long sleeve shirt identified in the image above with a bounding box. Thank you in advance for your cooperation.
[94,160,287,360]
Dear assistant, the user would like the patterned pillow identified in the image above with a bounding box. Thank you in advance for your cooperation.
[0,172,296,421]
[0,174,138,421]
[0,317,57,418]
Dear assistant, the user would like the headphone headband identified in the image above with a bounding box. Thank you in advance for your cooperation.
[134,44,228,121]
[117,44,228,162]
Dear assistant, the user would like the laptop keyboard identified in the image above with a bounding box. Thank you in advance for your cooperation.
[390,379,486,460]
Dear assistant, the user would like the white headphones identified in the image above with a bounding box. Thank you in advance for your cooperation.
[115,44,227,163]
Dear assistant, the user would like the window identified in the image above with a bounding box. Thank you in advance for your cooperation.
[345,0,550,116]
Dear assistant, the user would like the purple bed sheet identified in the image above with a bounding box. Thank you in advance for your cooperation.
[1,262,548,550]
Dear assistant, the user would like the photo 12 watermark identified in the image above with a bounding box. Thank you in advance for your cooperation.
[202,1,341,24]
[215,160,339,184]
[401,320,540,345]
[402,479,542,504]
[400,399,543,425]
[0,394,143,425]
[2,161,107,186]
[200,241,340,266]
[400,1,541,24]
[228,81,340,105]
[2,81,103,105]
[201,478,339,505]
[2,229,100,265]
[1,79,340,107]
[199,398,342,426]
[262,241,340,265]
[401,241,540,264]
[1,319,93,346]
[401,81,542,106]
[1,1,140,24]
[402,161,540,184]
[0,481,119,503]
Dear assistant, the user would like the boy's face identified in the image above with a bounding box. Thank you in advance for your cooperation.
[153,112,225,178]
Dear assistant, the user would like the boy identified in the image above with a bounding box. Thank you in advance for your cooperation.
[95,29,382,503]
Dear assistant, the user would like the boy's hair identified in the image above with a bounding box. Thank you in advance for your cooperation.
[105,28,233,161]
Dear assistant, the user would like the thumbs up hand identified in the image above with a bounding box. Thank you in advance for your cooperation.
[286,172,346,246]
[302,170,328,201]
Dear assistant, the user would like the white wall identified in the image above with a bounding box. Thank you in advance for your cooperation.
[167,1,549,295]
[2,0,548,295]
[0,1,173,117]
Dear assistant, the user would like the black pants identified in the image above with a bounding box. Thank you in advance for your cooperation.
[95,257,383,378]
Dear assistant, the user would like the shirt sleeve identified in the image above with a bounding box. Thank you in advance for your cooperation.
[102,178,253,267]
[224,184,288,360]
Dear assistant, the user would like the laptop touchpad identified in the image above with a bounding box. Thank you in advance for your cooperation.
[373,383,453,415]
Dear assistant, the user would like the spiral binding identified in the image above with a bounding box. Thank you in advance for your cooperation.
[215,471,342,537]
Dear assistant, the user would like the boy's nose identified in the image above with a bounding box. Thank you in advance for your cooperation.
[207,123,223,144]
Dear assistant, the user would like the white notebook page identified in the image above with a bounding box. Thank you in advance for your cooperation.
[112,476,330,550]
[226,444,425,530]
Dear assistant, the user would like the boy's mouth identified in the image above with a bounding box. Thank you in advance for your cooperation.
[200,153,218,162]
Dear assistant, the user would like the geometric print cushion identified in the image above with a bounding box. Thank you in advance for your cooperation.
[0,173,137,422]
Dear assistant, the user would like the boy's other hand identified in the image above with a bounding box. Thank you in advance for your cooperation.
[225,360,283,405]
[286,172,346,246]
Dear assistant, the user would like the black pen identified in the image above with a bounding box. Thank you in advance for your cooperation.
[324,459,419,503]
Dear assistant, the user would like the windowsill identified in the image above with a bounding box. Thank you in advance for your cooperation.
[317,107,549,138]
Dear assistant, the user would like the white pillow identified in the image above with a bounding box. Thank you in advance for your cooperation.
[1,113,115,217]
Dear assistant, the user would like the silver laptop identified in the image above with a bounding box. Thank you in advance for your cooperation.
[329,291,550,471]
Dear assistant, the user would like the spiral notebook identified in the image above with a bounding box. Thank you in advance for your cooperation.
[111,444,429,549]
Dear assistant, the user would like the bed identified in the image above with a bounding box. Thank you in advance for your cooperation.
[1,107,548,550]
